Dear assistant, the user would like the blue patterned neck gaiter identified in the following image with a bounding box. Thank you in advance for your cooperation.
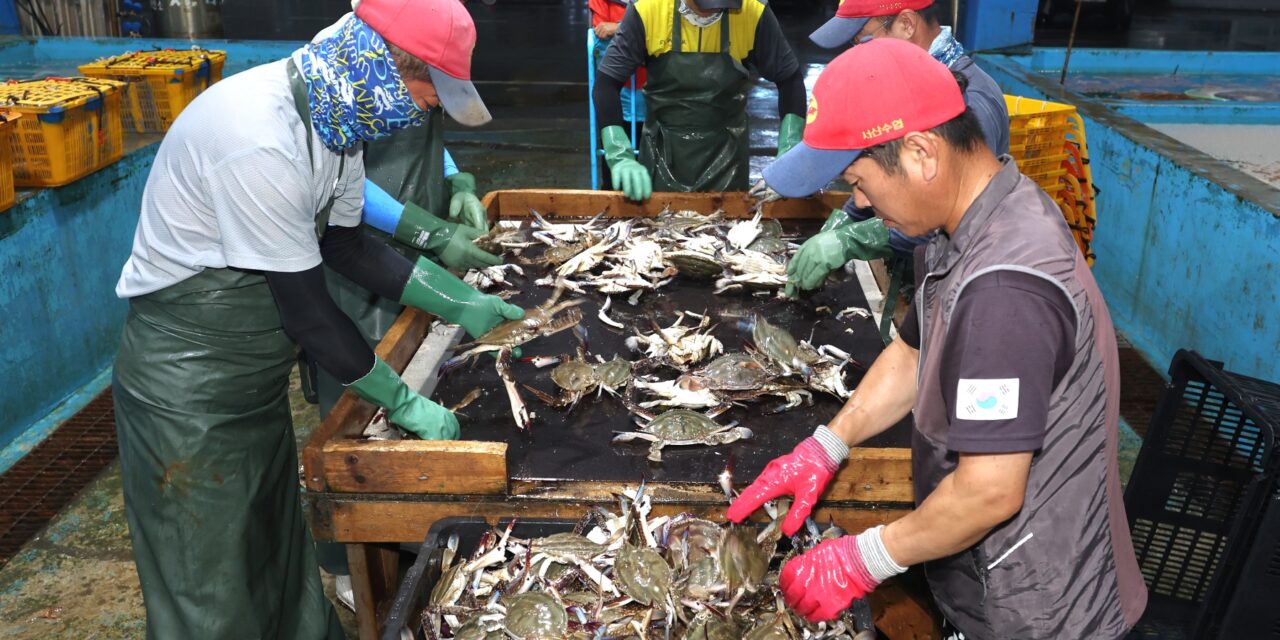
[929,26,967,68]
[296,15,427,152]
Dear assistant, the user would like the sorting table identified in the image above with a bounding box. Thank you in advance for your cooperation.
[300,190,938,639]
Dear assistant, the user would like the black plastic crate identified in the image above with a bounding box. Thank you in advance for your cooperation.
[1124,350,1280,639]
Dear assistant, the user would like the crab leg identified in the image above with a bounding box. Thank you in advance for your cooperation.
[495,348,532,431]
[598,296,625,329]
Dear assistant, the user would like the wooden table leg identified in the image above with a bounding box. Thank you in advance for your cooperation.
[347,542,401,640]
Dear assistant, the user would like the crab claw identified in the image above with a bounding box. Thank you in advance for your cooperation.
[496,349,532,431]
[718,454,736,501]
[438,354,471,378]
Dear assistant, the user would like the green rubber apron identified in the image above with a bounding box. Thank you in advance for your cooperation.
[639,2,750,192]
[111,59,344,640]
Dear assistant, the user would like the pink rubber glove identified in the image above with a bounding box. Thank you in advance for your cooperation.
[780,535,880,622]
[726,436,839,536]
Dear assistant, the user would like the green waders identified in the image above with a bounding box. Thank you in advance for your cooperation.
[639,2,751,192]
[112,59,345,639]
[312,108,449,577]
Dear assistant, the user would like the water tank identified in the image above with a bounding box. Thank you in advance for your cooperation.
[151,0,224,39]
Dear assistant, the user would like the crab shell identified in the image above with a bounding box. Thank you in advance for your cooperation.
[664,250,724,279]
[683,352,771,392]
[549,357,600,393]
[595,356,633,392]
[502,591,568,639]
[718,525,771,595]
[615,543,673,607]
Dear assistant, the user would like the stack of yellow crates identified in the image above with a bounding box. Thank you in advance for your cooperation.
[1005,95,1098,265]
[79,48,227,133]
[0,110,20,211]
[0,78,127,187]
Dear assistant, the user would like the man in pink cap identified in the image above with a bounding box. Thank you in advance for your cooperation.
[112,1,518,637]
[728,39,1146,638]
[765,0,1010,305]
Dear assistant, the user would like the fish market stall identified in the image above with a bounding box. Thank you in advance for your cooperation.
[301,190,933,639]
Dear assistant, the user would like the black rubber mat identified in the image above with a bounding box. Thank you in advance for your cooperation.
[429,219,912,487]
[0,388,116,567]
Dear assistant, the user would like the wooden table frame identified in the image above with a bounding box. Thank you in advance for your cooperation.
[302,190,939,639]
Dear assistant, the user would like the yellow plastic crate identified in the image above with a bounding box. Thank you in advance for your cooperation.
[1005,94,1098,265]
[0,110,19,211]
[0,78,127,187]
[79,49,226,133]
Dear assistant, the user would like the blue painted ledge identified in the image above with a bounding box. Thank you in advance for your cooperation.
[0,37,304,456]
[978,49,1280,384]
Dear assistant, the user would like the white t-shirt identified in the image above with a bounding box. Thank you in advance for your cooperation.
[116,54,365,298]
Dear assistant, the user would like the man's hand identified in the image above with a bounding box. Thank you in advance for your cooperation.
[594,22,619,39]
[726,430,846,536]
[445,172,489,233]
[781,528,904,622]
[785,218,893,296]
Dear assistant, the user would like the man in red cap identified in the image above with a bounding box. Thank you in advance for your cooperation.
[112,1,517,637]
[767,0,1010,301]
[727,39,1146,638]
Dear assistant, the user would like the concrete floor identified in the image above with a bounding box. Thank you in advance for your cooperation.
[0,0,1247,636]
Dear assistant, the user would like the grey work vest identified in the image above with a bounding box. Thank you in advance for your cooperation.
[912,159,1147,639]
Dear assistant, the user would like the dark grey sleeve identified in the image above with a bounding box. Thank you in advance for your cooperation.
[939,270,1077,454]
[744,6,800,81]
[959,61,1011,156]
[597,5,647,83]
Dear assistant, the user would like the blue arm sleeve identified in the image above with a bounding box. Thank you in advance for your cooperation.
[443,148,459,178]
[362,179,404,235]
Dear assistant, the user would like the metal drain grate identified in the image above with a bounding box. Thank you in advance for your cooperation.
[0,388,117,567]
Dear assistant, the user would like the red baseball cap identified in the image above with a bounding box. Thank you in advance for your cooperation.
[762,38,965,198]
[357,0,492,126]
[810,0,934,49]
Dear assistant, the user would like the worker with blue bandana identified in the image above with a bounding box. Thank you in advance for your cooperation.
[111,0,520,637]
[754,0,1010,298]
[593,0,807,200]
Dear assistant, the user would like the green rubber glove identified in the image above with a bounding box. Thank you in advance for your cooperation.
[819,208,856,232]
[777,113,805,158]
[601,125,651,201]
[785,218,892,297]
[400,255,525,339]
[348,357,459,440]
[395,201,501,271]
[445,172,489,233]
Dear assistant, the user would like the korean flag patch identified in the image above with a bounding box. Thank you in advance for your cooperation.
[957,378,1019,420]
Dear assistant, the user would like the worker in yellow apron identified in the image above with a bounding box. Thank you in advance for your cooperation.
[592,0,807,198]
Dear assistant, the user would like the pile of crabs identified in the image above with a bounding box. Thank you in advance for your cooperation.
[433,210,866,462]
[422,486,872,639]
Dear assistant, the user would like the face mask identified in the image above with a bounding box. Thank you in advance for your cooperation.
[928,26,967,67]
[296,14,427,152]
[679,0,723,28]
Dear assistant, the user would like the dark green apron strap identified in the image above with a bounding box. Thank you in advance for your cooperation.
[671,0,683,52]
[286,59,345,239]
[880,254,907,345]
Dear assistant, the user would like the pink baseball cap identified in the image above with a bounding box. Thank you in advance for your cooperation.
[357,0,492,126]
[810,0,934,49]
[762,38,965,197]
